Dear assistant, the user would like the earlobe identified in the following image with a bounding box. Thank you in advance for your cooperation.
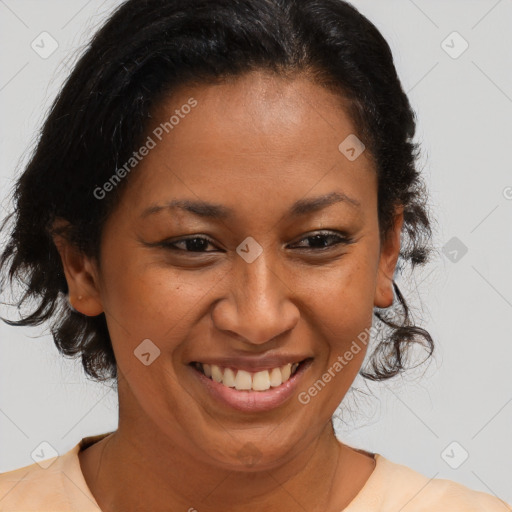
[66,280,104,317]
[51,219,104,317]
[374,208,404,309]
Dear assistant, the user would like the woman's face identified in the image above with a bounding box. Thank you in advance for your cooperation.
[67,70,401,469]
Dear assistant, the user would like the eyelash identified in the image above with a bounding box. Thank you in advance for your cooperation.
[159,231,353,253]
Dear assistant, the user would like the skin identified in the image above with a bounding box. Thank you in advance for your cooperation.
[53,70,403,511]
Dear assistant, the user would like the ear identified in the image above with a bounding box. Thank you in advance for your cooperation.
[374,207,404,308]
[51,218,104,316]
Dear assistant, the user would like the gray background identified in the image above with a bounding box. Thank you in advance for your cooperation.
[0,0,511,504]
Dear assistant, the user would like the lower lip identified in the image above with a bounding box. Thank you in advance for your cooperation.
[190,361,311,413]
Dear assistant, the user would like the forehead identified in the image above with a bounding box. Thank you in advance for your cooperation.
[149,70,361,154]
[118,70,376,223]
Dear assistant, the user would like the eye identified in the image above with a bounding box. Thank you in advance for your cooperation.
[160,236,219,253]
[157,230,353,254]
[290,231,353,250]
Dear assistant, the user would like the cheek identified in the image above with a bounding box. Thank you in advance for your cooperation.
[100,231,380,362]
[310,251,378,331]
[307,247,379,380]
[295,257,378,417]
[100,252,227,353]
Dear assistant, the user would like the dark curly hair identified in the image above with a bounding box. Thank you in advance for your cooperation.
[0,0,433,384]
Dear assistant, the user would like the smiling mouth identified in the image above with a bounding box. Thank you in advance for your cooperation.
[190,360,310,391]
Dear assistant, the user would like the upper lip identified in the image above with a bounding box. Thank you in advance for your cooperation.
[189,354,312,372]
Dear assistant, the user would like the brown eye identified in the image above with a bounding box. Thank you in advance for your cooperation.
[161,236,218,253]
[291,232,353,250]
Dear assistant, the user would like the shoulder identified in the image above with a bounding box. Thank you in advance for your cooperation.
[380,456,510,511]
[0,434,111,511]
[346,454,511,512]
[0,452,72,511]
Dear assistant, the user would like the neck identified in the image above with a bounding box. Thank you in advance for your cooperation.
[80,374,375,512]
[85,420,355,511]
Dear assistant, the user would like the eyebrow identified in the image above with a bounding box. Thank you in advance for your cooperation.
[140,191,360,220]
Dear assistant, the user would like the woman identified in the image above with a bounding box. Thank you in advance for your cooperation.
[0,0,509,510]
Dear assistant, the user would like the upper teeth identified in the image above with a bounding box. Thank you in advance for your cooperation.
[199,362,300,391]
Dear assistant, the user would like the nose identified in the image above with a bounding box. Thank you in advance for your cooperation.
[211,251,300,346]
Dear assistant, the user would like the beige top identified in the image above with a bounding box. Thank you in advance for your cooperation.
[0,432,510,511]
